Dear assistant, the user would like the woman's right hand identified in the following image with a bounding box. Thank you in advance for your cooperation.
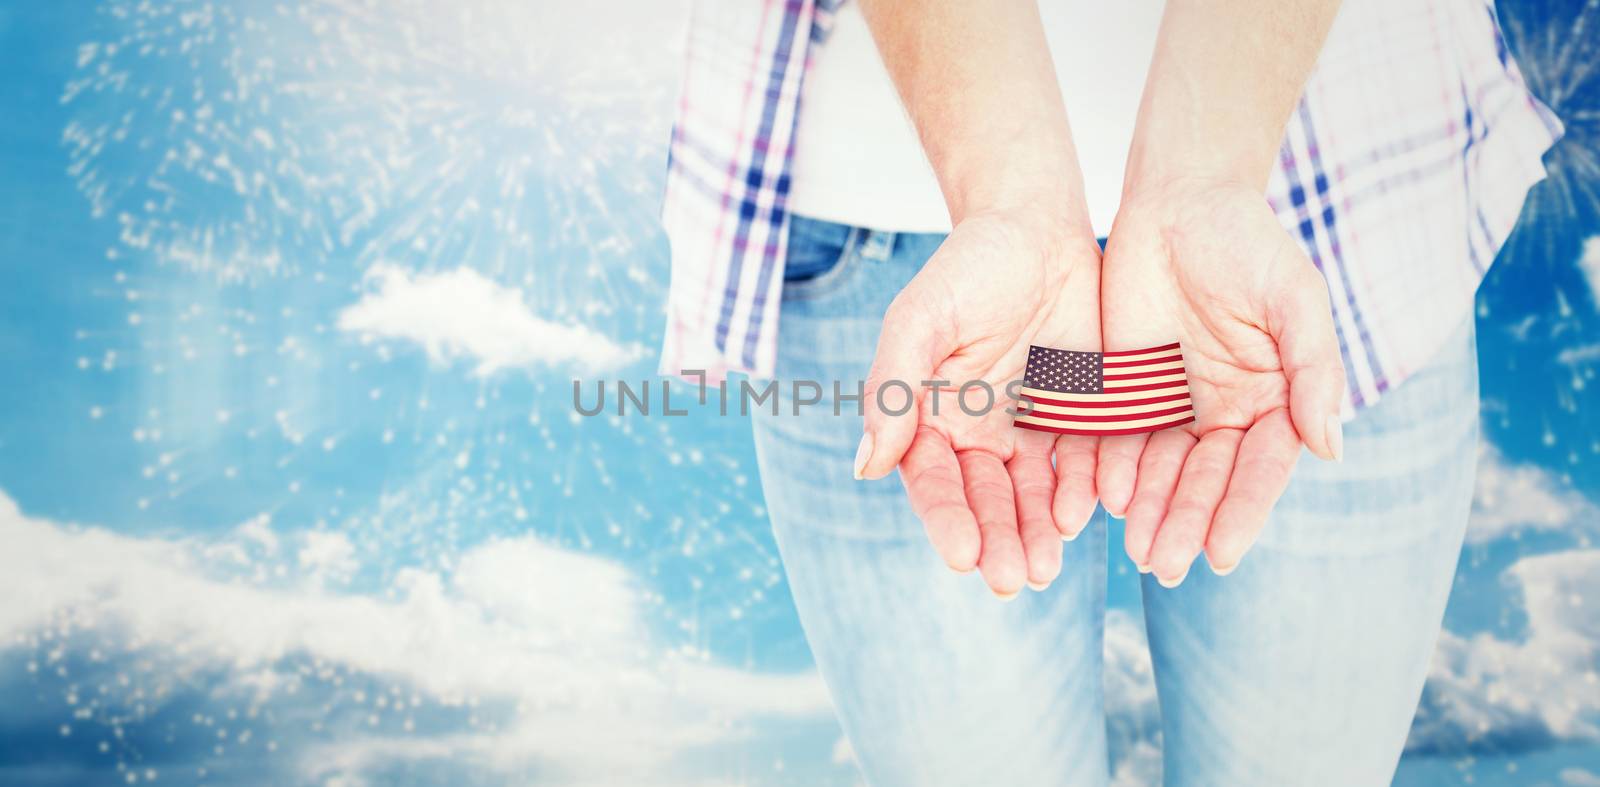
[859,210,1103,598]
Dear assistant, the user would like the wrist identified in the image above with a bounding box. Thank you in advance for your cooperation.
[1122,65,1288,197]
[1122,126,1274,202]
[959,195,1095,246]
[948,175,1097,273]
[1116,166,1265,220]
[1123,157,1266,205]
[952,204,1101,290]
[942,152,1093,232]
[1106,177,1270,267]
[1122,0,1335,198]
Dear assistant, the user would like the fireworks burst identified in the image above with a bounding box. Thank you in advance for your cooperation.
[1499,0,1600,264]
[58,0,787,666]
[274,0,678,324]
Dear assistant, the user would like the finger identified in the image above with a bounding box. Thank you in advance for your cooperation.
[859,286,957,480]
[1266,245,1348,462]
[1123,429,1196,571]
[1007,436,1063,589]
[901,428,981,573]
[1052,434,1099,540]
[1206,408,1300,574]
[1148,429,1244,587]
[958,450,1028,598]
[1096,433,1148,518]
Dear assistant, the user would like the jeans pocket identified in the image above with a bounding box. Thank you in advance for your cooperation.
[782,215,864,301]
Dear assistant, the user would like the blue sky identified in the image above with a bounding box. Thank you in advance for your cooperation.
[0,0,1596,785]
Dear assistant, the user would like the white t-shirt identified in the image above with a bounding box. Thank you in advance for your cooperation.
[787,0,1165,237]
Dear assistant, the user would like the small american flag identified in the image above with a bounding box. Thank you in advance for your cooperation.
[1013,343,1195,436]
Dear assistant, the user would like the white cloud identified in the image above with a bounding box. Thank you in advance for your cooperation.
[1579,235,1600,311]
[1104,610,1162,786]
[1411,549,1600,753]
[1109,740,1164,787]
[0,490,829,785]
[1564,768,1600,787]
[297,529,358,585]
[336,264,640,377]
[236,512,279,556]
[1469,442,1597,544]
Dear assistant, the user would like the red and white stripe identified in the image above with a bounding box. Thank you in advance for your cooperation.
[1014,343,1196,436]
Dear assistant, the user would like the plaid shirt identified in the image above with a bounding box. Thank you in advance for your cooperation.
[659,0,1560,414]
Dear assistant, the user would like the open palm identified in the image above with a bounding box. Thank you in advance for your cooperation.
[1098,181,1346,585]
[859,213,1103,597]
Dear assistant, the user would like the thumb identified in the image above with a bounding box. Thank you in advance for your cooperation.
[1268,259,1348,462]
[858,286,956,480]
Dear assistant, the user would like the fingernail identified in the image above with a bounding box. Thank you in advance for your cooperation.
[1326,414,1344,463]
[853,432,874,480]
[1210,561,1236,577]
[1157,568,1189,588]
[1136,563,1152,574]
[994,589,1020,602]
[1061,529,1081,542]
[1027,581,1049,591]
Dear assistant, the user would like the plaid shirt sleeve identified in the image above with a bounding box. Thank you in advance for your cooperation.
[1265,0,1561,415]
[660,0,1561,413]
[657,0,836,382]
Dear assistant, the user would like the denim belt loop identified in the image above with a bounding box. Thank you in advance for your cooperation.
[857,228,896,263]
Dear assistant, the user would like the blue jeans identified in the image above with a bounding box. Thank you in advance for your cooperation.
[750,216,1479,786]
